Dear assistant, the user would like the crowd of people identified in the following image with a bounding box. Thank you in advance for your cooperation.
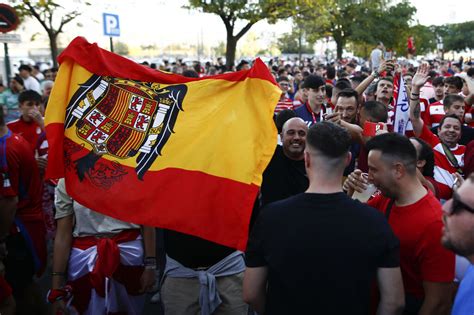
[0,45,474,315]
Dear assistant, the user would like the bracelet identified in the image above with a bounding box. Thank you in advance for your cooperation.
[51,272,66,277]
[46,285,73,304]
[144,256,157,268]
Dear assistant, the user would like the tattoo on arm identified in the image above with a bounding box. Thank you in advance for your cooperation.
[413,103,421,119]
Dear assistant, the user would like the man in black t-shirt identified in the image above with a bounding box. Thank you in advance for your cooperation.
[260,117,309,207]
[243,121,405,315]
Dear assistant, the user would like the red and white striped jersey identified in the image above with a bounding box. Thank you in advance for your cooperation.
[274,97,294,114]
[423,101,445,128]
[420,124,465,200]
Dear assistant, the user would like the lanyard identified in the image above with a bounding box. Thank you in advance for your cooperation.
[305,102,323,123]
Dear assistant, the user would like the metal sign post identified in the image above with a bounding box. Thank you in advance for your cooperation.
[103,13,120,53]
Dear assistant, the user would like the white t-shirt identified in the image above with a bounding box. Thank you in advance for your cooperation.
[23,76,42,94]
[54,179,139,237]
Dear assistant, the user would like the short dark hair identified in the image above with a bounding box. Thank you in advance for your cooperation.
[444,94,465,109]
[351,76,364,84]
[182,69,199,78]
[326,66,336,80]
[275,109,296,133]
[376,77,393,89]
[444,76,463,90]
[361,101,388,122]
[12,75,24,86]
[18,90,42,104]
[277,76,289,83]
[366,133,417,175]
[306,121,352,159]
[18,64,32,72]
[346,62,356,69]
[438,114,462,129]
[432,76,444,87]
[467,68,474,78]
[411,137,435,177]
[334,79,351,91]
[302,75,325,89]
[336,88,359,103]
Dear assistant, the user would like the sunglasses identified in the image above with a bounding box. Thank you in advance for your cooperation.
[449,190,474,215]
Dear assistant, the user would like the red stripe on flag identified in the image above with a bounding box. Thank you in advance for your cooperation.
[45,123,65,180]
[45,124,258,250]
[64,166,257,251]
[58,37,277,87]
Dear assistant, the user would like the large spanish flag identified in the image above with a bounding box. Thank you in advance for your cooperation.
[45,37,280,250]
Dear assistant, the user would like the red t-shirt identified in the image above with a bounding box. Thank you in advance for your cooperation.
[7,117,44,154]
[0,130,43,222]
[368,191,455,299]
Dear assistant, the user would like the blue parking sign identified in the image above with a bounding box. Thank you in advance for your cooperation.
[103,13,120,37]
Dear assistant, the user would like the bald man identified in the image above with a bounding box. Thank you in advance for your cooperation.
[259,117,309,207]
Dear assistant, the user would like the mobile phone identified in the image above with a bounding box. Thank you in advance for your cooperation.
[363,121,385,137]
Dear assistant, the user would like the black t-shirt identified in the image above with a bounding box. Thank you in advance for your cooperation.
[260,145,308,207]
[430,124,474,146]
[163,230,234,269]
[245,193,400,315]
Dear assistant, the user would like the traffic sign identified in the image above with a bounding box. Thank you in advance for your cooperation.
[0,33,21,44]
[103,13,120,37]
[0,4,20,33]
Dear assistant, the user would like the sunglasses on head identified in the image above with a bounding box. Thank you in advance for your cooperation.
[449,190,474,215]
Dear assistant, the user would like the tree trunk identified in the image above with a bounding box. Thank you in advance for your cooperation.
[225,34,237,71]
[49,32,59,68]
[298,31,302,61]
[335,38,344,60]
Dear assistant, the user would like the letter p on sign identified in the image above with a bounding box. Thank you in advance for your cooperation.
[103,13,120,37]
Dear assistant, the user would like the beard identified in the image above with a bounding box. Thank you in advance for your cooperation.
[442,235,474,257]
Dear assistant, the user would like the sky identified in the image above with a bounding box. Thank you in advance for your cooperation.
[5,0,474,58]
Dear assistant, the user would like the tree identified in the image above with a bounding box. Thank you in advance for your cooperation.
[186,0,319,69]
[302,0,416,59]
[13,0,88,67]
[114,42,130,56]
[439,21,474,53]
[277,31,314,56]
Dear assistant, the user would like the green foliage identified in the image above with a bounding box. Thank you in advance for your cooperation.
[212,41,226,57]
[12,0,88,67]
[186,0,323,67]
[389,24,436,56]
[114,42,129,56]
[436,21,474,53]
[277,31,314,55]
[300,0,416,59]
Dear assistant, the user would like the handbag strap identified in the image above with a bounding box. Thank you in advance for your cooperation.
[441,142,464,175]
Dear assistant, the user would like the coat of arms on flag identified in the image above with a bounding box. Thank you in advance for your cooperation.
[45,37,281,250]
[63,75,187,180]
